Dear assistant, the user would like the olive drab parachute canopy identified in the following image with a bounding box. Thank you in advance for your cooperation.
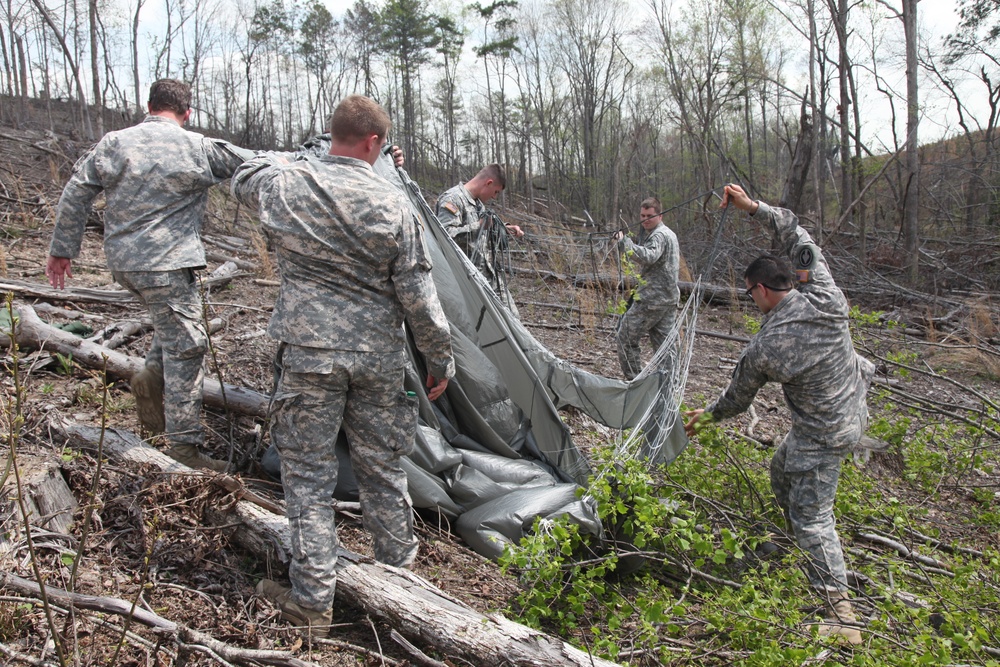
[263,138,693,559]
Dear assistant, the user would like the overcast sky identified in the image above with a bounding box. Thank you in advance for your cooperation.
[142,0,979,147]
[328,0,972,147]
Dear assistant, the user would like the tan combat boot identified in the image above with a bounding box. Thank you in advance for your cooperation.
[165,444,228,472]
[256,579,333,637]
[131,367,165,433]
[818,598,863,645]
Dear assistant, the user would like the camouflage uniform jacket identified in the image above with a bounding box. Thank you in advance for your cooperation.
[707,203,875,471]
[436,184,482,257]
[49,115,251,271]
[619,222,681,307]
[231,153,455,381]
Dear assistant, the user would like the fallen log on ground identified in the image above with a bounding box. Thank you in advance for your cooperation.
[0,267,248,307]
[510,267,741,304]
[0,279,137,305]
[54,419,622,667]
[4,302,269,418]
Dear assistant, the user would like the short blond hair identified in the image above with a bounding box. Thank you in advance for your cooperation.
[475,163,506,189]
[329,95,391,142]
[640,197,662,212]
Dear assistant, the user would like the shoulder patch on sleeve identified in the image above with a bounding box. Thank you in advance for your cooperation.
[442,201,458,215]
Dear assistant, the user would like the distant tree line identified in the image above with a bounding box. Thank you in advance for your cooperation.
[0,0,997,288]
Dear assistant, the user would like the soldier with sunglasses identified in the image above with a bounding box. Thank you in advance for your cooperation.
[685,183,875,645]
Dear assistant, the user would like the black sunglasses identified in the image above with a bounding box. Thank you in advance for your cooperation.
[745,283,791,298]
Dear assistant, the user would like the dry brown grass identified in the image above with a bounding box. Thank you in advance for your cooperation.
[250,229,276,280]
[679,253,693,282]
[48,156,62,185]
[926,346,1000,382]
[924,305,939,343]
[966,300,999,339]
[577,287,600,333]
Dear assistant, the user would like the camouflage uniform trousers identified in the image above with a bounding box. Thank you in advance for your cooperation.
[270,344,418,611]
[616,300,676,380]
[770,437,850,593]
[113,269,206,446]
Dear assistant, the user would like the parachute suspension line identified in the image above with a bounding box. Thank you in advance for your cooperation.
[581,280,704,504]
[474,208,517,311]
[576,194,726,502]
[617,281,702,463]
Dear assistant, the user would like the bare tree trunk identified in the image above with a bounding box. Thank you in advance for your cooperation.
[807,0,824,233]
[849,53,865,262]
[902,0,920,283]
[832,0,852,235]
[0,23,11,98]
[132,0,144,114]
[4,0,17,99]
[28,0,94,139]
[88,0,103,136]
[15,32,26,103]
[779,93,814,212]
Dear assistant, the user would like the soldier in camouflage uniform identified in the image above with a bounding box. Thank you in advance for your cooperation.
[684,184,875,645]
[612,197,681,380]
[46,79,252,472]
[436,164,523,316]
[232,95,455,636]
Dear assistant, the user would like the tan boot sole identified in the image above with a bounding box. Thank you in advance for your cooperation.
[255,579,332,636]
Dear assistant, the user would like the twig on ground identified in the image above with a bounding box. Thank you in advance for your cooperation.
[0,641,59,667]
[0,573,317,667]
[390,629,445,667]
[855,532,952,571]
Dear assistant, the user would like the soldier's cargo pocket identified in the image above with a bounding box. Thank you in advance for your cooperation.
[390,391,418,459]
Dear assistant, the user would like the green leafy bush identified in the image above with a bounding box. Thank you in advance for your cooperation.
[499,417,1000,666]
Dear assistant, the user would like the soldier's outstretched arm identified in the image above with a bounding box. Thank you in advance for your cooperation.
[205,139,257,180]
[720,183,757,215]
[722,184,838,297]
[393,209,456,384]
[230,153,286,210]
[722,183,806,254]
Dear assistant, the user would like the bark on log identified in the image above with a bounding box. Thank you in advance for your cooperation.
[30,302,106,321]
[1,457,77,534]
[0,279,137,305]
[54,420,622,667]
[510,265,961,314]
[5,303,269,418]
[86,319,148,349]
[1,571,177,630]
[206,250,260,272]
